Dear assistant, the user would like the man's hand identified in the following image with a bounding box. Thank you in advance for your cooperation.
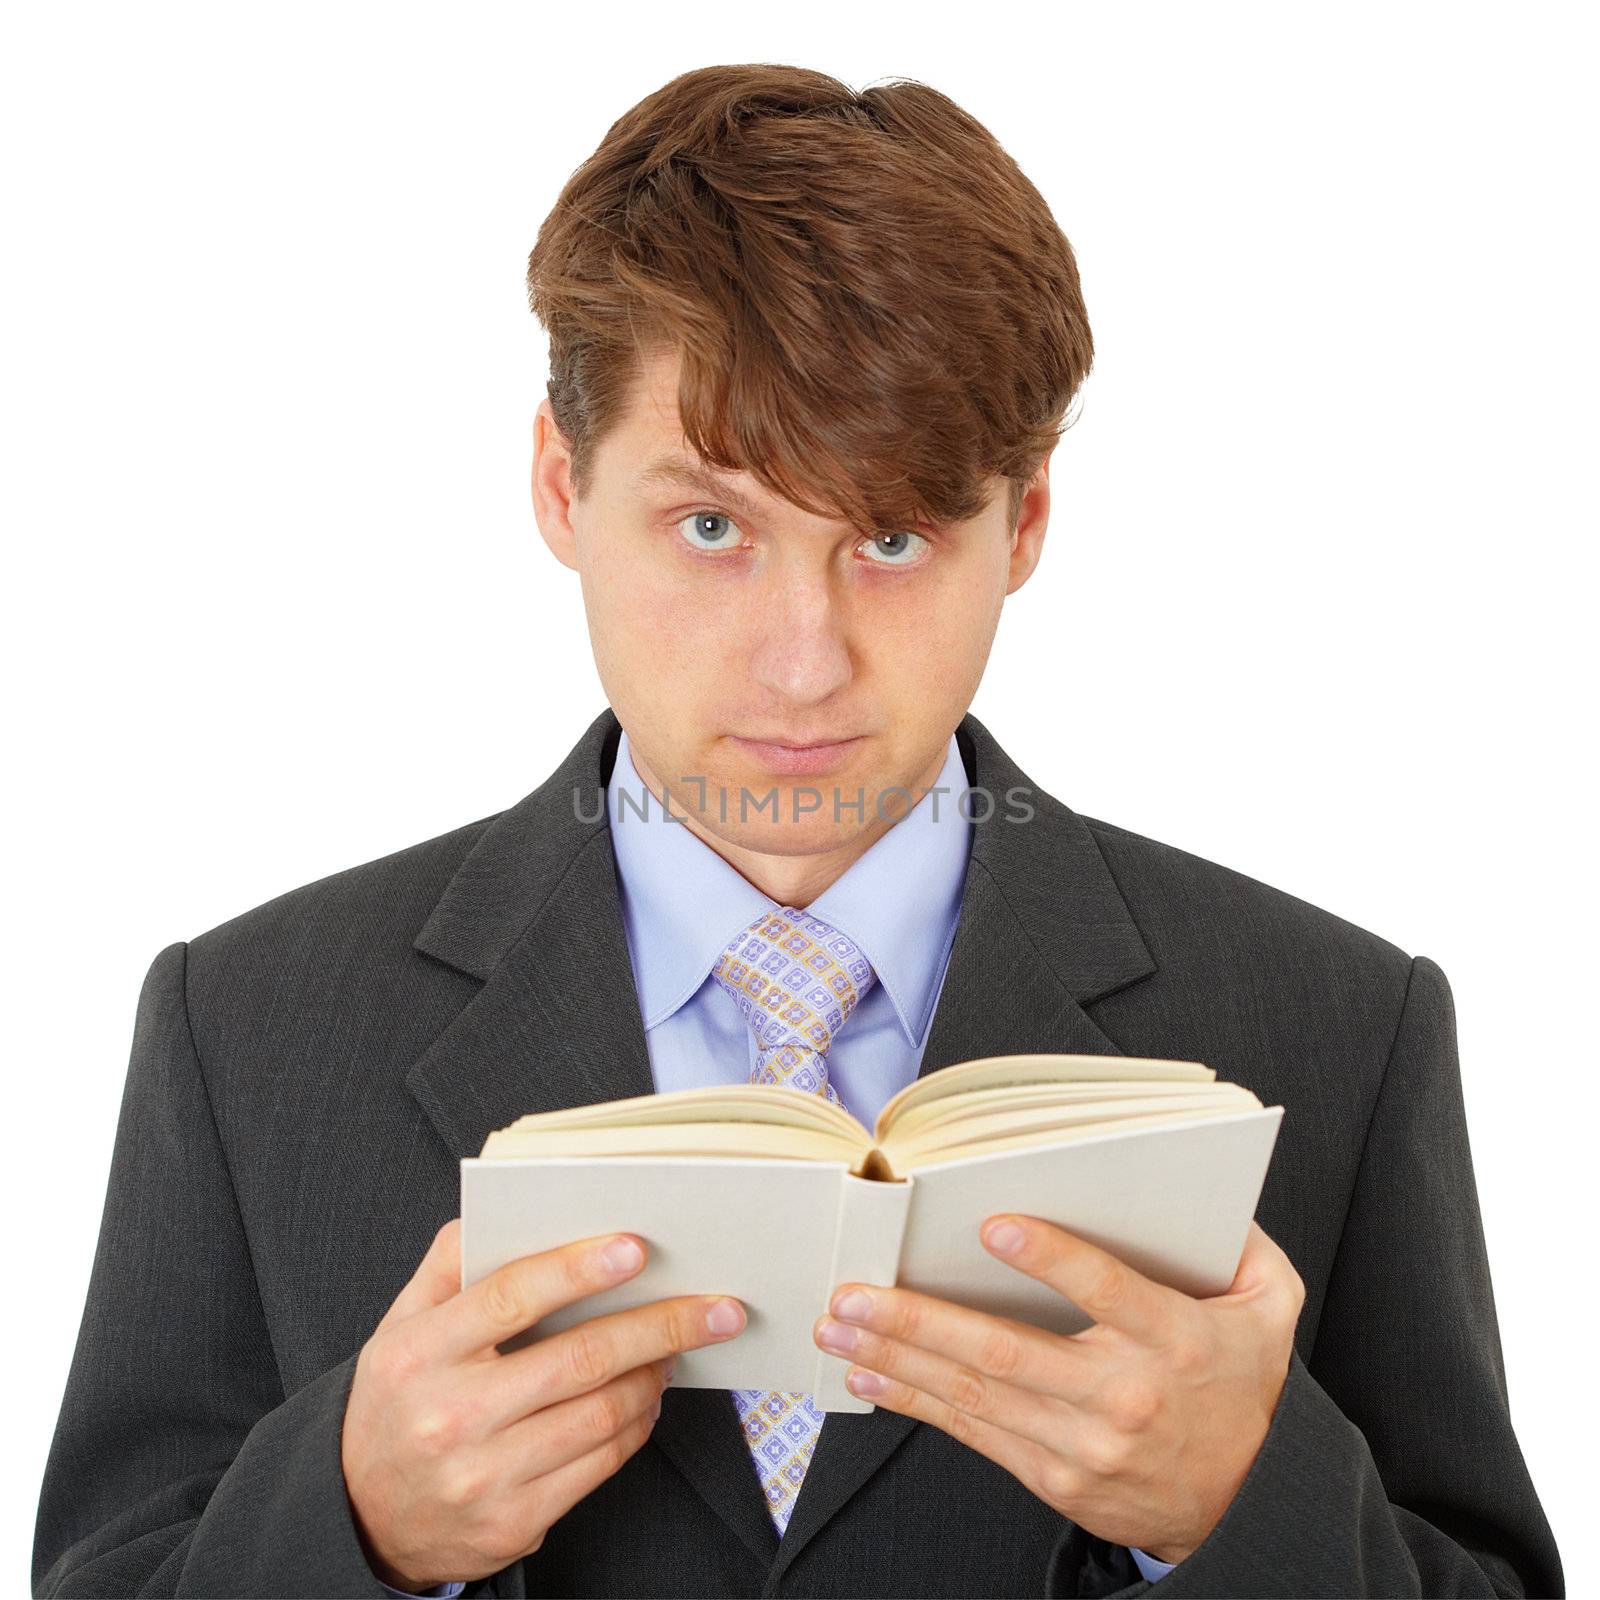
[342,1219,748,1591]
[811,1217,1304,1564]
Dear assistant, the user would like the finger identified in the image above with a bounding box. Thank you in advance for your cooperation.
[980,1214,1186,1345]
[817,1286,1095,1402]
[814,1311,1078,1454]
[476,1293,745,1426]
[512,1395,663,1537]
[838,1359,1056,1499]
[426,1232,654,1363]
[1227,1221,1290,1294]
[465,1396,664,1573]
[375,1219,465,1335]
[493,1359,670,1485]
[1222,1220,1306,1319]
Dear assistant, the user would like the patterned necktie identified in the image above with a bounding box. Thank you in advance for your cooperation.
[709,905,878,1536]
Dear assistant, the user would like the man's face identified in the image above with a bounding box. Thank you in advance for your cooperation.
[533,345,1049,871]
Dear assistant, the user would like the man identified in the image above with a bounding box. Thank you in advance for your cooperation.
[34,63,1561,1599]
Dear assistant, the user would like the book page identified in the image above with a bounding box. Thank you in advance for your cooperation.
[876,1053,1215,1141]
[885,1104,1262,1172]
[887,1079,1245,1141]
[885,1088,1262,1167]
[479,1121,865,1164]
[493,1082,867,1140]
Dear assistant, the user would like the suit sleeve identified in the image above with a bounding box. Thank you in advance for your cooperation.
[31,941,428,1599]
[1046,954,1565,1598]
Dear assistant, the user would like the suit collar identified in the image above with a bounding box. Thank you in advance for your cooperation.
[407,703,1155,1580]
[412,705,622,984]
[412,703,1153,1008]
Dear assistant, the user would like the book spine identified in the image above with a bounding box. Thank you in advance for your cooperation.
[812,1171,916,1412]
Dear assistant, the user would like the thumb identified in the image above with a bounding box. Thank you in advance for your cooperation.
[374,1217,463,1334]
[1226,1220,1302,1306]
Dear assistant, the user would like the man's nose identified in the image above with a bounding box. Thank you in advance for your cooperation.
[743,569,854,707]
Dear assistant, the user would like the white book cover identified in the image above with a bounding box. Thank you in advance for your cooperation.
[461,1104,1284,1413]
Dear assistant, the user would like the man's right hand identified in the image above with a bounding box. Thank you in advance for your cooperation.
[341,1218,748,1592]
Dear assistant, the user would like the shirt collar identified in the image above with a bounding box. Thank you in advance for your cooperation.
[607,727,972,1048]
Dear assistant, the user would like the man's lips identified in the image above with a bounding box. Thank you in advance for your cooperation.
[733,731,865,748]
[728,734,865,775]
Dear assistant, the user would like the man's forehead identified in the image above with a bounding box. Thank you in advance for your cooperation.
[626,345,690,429]
[614,355,754,492]
[627,450,891,534]
[612,346,941,530]
[633,454,766,517]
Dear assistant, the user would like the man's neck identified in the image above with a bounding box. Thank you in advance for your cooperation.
[625,743,949,907]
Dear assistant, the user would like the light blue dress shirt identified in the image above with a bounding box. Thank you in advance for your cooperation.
[378,727,1176,1593]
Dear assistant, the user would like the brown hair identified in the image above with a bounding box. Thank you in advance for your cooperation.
[526,63,1094,535]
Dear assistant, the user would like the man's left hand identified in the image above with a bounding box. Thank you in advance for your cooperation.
[811,1217,1305,1564]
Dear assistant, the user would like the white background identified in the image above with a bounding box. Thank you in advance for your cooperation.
[4,2,1594,1592]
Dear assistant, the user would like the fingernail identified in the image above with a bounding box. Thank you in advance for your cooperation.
[600,1236,644,1275]
[816,1318,858,1354]
[985,1221,1025,1256]
[832,1289,872,1323]
[847,1368,888,1398]
[663,1356,677,1382]
[706,1298,745,1337]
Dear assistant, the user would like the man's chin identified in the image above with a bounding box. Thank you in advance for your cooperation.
[681,804,873,862]
[684,761,901,833]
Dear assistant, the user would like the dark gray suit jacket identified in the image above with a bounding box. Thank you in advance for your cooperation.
[33,707,1563,1598]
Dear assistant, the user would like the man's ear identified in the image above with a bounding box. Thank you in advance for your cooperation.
[531,399,580,571]
[1005,453,1053,595]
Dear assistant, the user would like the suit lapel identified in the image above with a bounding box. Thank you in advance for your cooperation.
[406,707,781,1565]
[407,709,655,1152]
[762,716,1155,1588]
[404,705,1158,1583]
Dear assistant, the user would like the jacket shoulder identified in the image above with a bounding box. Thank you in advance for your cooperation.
[1072,814,1430,1143]
[1079,811,1416,988]
[182,810,502,991]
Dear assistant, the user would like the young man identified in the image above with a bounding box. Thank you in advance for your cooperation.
[34,64,1562,1599]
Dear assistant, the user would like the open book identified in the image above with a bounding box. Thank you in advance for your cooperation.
[461,1053,1284,1412]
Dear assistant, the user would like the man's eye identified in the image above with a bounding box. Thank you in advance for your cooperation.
[859,530,931,567]
[675,510,745,552]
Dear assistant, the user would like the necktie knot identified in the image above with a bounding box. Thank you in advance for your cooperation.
[710,906,876,1106]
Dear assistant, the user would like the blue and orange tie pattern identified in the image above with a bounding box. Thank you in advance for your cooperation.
[709,905,878,1535]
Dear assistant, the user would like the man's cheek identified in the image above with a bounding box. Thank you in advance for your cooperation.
[656,595,745,679]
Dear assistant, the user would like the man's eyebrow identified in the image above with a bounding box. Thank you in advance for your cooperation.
[634,457,766,518]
